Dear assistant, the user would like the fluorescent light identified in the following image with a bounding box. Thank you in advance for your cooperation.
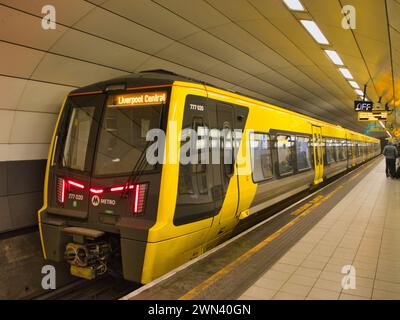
[324,50,344,65]
[386,130,392,138]
[349,81,360,89]
[379,121,385,129]
[283,0,305,11]
[355,89,364,96]
[300,20,329,45]
[339,68,353,79]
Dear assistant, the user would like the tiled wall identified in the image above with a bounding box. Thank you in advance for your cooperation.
[0,160,46,232]
[2,0,385,231]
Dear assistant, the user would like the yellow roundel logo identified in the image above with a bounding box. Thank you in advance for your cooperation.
[91,195,100,207]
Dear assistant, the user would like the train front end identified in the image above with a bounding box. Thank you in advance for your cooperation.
[38,79,170,283]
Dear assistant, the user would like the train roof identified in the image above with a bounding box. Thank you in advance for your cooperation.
[69,70,378,142]
[69,70,200,95]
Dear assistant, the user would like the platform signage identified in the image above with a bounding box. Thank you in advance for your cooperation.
[108,91,167,107]
[358,111,388,122]
[354,100,373,112]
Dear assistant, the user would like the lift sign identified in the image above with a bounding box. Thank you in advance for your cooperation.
[108,91,167,107]
[354,100,373,112]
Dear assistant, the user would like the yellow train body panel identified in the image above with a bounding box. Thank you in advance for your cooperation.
[38,74,380,285]
[140,81,380,283]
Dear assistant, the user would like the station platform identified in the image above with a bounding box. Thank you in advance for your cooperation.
[122,157,400,301]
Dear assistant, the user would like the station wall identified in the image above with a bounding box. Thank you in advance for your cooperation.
[1,0,381,232]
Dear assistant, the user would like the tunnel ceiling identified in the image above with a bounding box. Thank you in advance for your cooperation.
[1,0,399,161]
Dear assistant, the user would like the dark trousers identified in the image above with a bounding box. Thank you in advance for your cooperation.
[385,158,396,177]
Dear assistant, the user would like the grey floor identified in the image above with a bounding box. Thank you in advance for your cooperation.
[240,159,400,300]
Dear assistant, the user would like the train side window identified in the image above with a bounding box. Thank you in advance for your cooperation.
[334,139,341,161]
[178,117,208,195]
[222,123,234,178]
[340,139,347,160]
[348,140,353,158]
[325,138,336,164]
[62,106,95,171]
[296,136,311,171]
[276,135,294,176]
[250,132,273,182]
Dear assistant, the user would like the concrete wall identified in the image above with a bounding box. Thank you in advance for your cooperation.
[0,160,46,232]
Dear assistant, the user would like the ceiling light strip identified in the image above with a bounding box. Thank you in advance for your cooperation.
[283,0,305,11]
[300,20,330,45]
[284,1,368,103]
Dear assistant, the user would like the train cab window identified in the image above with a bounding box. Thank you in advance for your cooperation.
[276,135,294,176]
[250,133,273,182]
[62,106,95,171]
[296,136,311,171]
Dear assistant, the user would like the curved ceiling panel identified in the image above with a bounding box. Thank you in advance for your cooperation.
[1,0,398,161]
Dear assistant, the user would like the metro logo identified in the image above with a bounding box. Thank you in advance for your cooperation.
[91,195,100,207]
[91,195,116,206]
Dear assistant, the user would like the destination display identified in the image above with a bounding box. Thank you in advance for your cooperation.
[354,100,373,112]
[108,91,167,107]
[358,111,388,122]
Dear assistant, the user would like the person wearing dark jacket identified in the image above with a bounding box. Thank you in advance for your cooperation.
[382,141,398,178]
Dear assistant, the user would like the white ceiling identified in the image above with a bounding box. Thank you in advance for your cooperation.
[0,0,398,160]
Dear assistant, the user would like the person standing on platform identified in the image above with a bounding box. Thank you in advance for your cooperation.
[382,141,398,178]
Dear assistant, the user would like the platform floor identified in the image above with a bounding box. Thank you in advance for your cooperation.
[123,157,399,301]
[240,159,400,300]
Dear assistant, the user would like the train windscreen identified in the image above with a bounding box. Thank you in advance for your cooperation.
[93,91,166,176]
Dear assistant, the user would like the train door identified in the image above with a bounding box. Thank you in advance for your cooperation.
[174,95,216,226]
[312,125,324,184]
[216,103,239,225]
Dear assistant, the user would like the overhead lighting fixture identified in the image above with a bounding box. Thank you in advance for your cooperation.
[339,68,353,79]
[386,130,392,138]
[283,0,305,11]
[355,89,364,96]
[300,20,330,45]
[349,81,360,89]
[324,50,344,65]
[378,121,385,129]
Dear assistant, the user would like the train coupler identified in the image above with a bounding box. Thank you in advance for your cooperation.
[65,242,112,280]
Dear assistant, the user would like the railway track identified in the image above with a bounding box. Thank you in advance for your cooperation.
[33,275,139,300]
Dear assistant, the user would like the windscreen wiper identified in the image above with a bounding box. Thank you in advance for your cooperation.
[120,140,153,198]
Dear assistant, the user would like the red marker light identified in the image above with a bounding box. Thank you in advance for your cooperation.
[68,180,85,189]
[110,186,124,192]
[61,180,65,203]
[56,177,66,204]
[132,183,148,214]
[111,185,134,192]
[134,185,140,213]
[90,188,104,194]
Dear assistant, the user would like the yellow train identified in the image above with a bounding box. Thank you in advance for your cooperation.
[38,71,380,283]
